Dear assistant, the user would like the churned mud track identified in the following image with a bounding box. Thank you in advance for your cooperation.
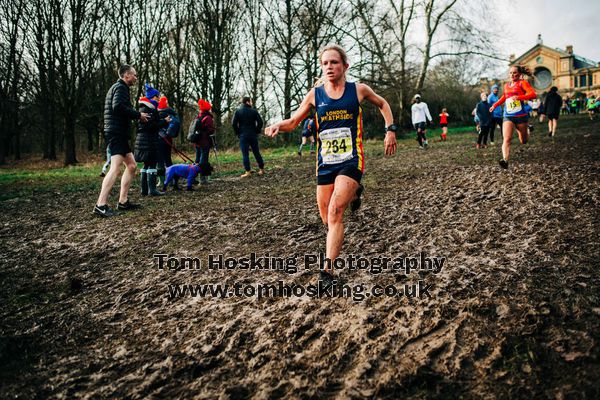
[1,125,599,399]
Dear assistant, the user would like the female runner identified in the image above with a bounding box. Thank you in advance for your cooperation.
[489,65,536,169]
[265,45,397,283]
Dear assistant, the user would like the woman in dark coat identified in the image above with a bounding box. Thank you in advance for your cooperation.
[135,84,170,196]
[194,99,216,184]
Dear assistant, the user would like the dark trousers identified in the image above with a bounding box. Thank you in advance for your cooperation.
[157,139,173,173]
[416,131,427,146]
[195,146,210,165]
[489,117,502,143]
[240,134,264,171]
[477,126,490,145]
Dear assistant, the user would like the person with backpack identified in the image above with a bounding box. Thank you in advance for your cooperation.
[232,96,265,177]
[191,99,215,184]
[156,96,180,188]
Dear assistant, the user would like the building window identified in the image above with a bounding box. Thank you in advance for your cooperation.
[578,75,592,87]
[533,67,552,90]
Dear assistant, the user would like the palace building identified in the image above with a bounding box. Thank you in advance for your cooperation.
[508,35,600,97]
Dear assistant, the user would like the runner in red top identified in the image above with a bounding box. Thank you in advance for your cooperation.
[489,65,536,169]
[439,108,449,140]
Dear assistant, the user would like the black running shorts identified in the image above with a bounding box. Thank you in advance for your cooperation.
[414,122,426,131]
[108,136,132,157]
[503,116,529,124]
[317,165,363,186]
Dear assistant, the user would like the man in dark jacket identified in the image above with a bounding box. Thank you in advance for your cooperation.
[543,87,562,137]
[94,64,149,217]
[232,96,265,178]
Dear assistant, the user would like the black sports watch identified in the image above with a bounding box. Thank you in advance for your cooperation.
[385,124,398,133]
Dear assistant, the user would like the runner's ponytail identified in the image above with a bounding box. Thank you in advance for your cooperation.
[516,65,533,79]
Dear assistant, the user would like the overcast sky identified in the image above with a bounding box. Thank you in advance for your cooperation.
[499,0,600,62]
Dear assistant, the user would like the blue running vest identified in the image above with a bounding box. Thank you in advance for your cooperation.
[314,81,364,176]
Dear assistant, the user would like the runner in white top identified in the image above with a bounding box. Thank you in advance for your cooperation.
[411,94,432,148]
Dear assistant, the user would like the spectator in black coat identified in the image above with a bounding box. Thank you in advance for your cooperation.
[232,96,265,178]
[194,99,216,184]
[544,87,562,137]
[135,83,170,196]
[476,92,492,149]
[94,64,149,217]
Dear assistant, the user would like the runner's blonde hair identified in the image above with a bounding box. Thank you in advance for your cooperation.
[314,44,349,87]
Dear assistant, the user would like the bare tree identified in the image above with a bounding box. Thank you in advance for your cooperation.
[297,0,347,91]
[262,0,305,119]
[188,0,240,130]
[239,0,271,108]
[344,0,417,123]
[0,0,28,163]
[161,0,195,139]
[414,0,458,93]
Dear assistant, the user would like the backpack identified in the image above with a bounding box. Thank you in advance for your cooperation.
[187,115,210,143]
[167,115,180,138]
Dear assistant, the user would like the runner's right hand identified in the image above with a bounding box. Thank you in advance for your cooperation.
[140,113,150,123]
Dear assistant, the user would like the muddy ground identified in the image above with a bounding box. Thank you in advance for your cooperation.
[1,118,599,399]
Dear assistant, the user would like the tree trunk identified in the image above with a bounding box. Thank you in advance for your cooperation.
[64,115,77,165]
[87,124,95,152]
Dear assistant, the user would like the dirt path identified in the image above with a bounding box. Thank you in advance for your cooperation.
[1,122,599,399]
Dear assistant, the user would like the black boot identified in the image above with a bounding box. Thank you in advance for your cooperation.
[147,171,164,196]
[140,170,148,196]
[157,168,166,188]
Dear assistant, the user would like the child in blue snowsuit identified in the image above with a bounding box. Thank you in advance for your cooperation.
[163,164,201,191]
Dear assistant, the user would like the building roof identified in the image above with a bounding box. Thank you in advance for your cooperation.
[511,43,597,70]
[573,55,596,69]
